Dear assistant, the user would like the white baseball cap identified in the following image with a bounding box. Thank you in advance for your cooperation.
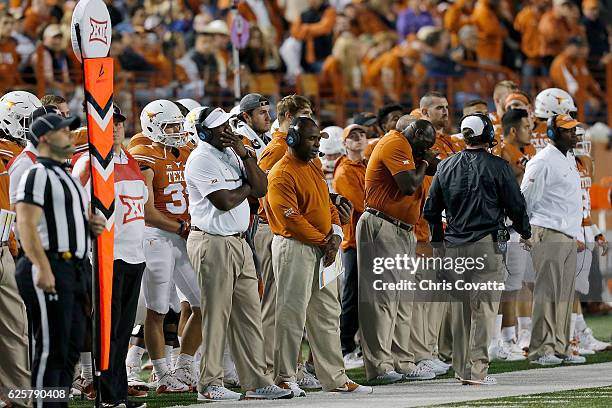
[202,108,233,129]
[460,115,485,136]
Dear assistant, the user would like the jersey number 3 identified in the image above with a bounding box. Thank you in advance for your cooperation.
[164,183,187,214]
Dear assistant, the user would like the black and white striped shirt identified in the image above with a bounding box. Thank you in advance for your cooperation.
[16,157,90,259]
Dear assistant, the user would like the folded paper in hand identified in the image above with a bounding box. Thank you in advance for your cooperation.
[0,209,16,242]
[319,251,343,289]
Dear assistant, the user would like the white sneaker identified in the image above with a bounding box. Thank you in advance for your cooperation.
[343,350,364,369]
[403,364,436,380]
[197,385,242,402]
[461,375,497,385]
[571,340,595,356]
[245,384,293,400]
[417,359,447,375]
[577,328,611,352]
[330,380,373,394]
[517,329,531,351]
[530,353,563,366]
[297,365,322,390]
[278,381,306,397]
[155,372,191,394]
[432,358,451,371]
[375,370,403,383]
[563,354,586,364]
[504,339,526,355]
[174,365,197,389]
[127,364,149,390]
[489,339,525,361]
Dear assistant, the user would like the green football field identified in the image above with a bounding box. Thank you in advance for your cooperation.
[69,314,612,408]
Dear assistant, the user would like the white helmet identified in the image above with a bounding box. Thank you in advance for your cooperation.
[0,91,42,142]
[534,88,577,119]
[184,106,207,145]
[140,100,187,148]
[319,126,345,172]
[574,125,591,156]
[176,98,201,113]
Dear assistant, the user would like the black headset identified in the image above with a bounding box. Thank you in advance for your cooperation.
[286,116,316,147]
[195,106,217,143]
[460,113,495,145]
[546,114,560,140]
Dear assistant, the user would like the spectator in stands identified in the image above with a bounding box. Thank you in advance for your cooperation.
[470,0,505,65]
[23,0,54,40]
[241,25,283,74]
[185,31,227,92]
[397,0,435,41]
[27,24,72,96]
[343,2,391,35]
[514,0,549,87]
[114,5,147,33]
[421,28,464,78]
[444,0,476,45]
[581,0,611,71]
[463,99,489,116]
[454,25,478,62]
[550,36,604,116]
[538,0,584,69]
[378,43,426,103]
[291,0,336,73]
[118,28,155,73]
[0,13,21,93]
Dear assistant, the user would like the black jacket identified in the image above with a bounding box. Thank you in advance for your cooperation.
[423,148,531,246]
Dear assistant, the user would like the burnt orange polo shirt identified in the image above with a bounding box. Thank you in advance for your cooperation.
[258,130,288,222]
[433,131,465,159]
[364,130,421,225]
[333,156,366,250]
[266,152,340,246]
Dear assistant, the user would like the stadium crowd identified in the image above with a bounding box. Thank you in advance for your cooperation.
[0,0,612,408]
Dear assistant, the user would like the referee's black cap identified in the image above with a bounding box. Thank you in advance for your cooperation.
[29,113,80,146]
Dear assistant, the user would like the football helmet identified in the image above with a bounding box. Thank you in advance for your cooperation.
[534,88,577,119]
[176,98,201,114]
[0,91,43,142]
[183,106,207,145]
[140,100,187,147]
[574,125,591,156]
[320,126,345,172]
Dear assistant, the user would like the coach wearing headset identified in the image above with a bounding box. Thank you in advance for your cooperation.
[264,116,372,395]
[184,107,292,401]
[424,113,531,385]
[520,114,584,366]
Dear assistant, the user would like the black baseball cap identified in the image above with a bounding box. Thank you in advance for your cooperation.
[29,113,80,146]
[114,103,126,123]
[352,112,377,126]
[30,105,61,121]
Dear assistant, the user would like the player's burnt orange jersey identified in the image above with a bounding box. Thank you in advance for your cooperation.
[576,155,593,226]
[127,132,150,150]
[0,138,23,165]
[531,120,550,153]
[129,143,191,223]
[500,142,535,185]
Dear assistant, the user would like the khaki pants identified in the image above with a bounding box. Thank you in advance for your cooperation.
[0,247,30,406]
[356,212,417,380]
[272,236,348,390]
[410,261,434,362]
[254,222,275,371]
[187,232,271,391]
[437,303,453,362]
[528,226,577,360]
[446,236,502,381]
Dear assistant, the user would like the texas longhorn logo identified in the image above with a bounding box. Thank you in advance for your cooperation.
[89,17,109,45]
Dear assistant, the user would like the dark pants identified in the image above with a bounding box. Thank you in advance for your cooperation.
[340,248,359,355]
[15,256,86,408]
[100,260,145,404]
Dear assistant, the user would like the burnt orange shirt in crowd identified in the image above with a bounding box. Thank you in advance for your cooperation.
[0,38,20,92]
[513,5,544,60]
[365,130,421,225]
[576,155,594,226]
[0,139,23,165]
[550,52,601,104]
[500,142,535,185]
[129,143,191,224]
[433,131,465,159]
[258,130,289,222]
[471,0,505,64]
[538,10,584,58]
[266,152,340,247]
[444,0,473,45]
[333,156,366,250]
[531,120,550,153]
[127,133,150,150]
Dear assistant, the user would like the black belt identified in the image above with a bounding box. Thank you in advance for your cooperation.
[190,226,247,240]
[45,250,83,263]
[366,208,414,232]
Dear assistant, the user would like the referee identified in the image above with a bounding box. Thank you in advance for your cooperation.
[14,113,105,407]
